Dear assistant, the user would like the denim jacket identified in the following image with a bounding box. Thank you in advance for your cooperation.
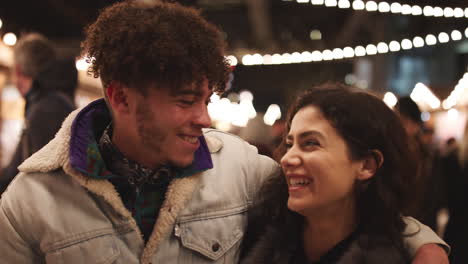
[0,101,279,264]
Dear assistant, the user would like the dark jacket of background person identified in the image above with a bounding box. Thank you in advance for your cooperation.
[0,58,77,194]
[395,97,443,230]
[440,146,468,264]
[406,134,444,230]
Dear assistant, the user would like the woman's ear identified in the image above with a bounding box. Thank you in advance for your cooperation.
[357,150,384,181]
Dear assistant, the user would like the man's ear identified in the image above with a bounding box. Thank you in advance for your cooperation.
[357,150,384,181]
[14,65,21,76]
[106,82,130,115]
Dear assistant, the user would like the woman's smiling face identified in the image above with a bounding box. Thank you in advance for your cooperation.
[281,105,364,216]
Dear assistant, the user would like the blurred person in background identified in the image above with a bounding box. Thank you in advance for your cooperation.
[394,96,443,231]
[0,34,76,194]
[0,65,10,166]
[443,137,458,157]
[439,120,468,263]
[241,84,448,263]
[38,57,78,103]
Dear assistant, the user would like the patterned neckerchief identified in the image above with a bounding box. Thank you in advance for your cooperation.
[98,124,174,242]
[99,124,173,193]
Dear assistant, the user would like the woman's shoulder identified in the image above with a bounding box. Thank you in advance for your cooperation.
[338,233,411,264]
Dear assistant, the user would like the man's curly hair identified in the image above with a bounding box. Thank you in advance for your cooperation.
[81,1,231,94]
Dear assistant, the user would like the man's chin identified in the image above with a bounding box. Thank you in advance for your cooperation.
[170,156,195,169]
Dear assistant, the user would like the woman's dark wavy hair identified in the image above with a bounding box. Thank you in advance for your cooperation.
[241,83,416,259]
[81,0,231,94]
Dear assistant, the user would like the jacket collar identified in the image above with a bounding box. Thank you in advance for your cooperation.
[18,100,224,174]
[65,98,214,179]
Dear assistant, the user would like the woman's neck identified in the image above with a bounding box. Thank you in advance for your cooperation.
[302,200,357,262]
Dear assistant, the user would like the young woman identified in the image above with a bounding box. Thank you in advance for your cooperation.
[241,84,415,263]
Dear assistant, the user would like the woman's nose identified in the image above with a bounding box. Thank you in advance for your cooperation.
[280,148,301,168]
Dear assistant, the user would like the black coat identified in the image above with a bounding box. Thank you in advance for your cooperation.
[0,58,76,194]
[440,149,468,264]
[241,225,411,264]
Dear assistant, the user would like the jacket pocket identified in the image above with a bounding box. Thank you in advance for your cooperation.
[45,234,120,264]
[177,212,245,262]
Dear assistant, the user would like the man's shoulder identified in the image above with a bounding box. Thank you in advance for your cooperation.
[203,128,257,153]
[1,170,76,209]
[203,128,247,143]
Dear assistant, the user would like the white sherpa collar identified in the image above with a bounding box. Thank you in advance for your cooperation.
[19,107,224,173]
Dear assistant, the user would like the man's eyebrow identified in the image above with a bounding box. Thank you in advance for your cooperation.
[174,90,203,96]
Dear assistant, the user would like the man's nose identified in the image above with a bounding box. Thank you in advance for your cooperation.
[194,104,211,128]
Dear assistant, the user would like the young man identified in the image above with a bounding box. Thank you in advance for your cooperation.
[0,1,448,263]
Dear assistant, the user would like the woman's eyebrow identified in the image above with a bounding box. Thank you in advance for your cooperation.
[286,130,324,141]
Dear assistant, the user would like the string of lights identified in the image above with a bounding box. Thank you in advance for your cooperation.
[443,72,468,110]
[294,0,468,19]
[410,82,441,110]
[384,73,468,112]
[227,27,468,66]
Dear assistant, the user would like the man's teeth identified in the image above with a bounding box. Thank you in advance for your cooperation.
[182,136,198,143]
[289,178,311,186]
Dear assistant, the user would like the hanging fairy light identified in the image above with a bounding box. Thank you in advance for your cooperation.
[438,32,450,43]
[383,92,398,108]
[3,33,17,46]
[365,44,377,55]
[425,34,437,46]
[354,46,366,56]
[451,30,462,41]
[226,55,238,66]
[338,0,350,8]
[401,39,412,50]
[343,47,355,58]
[412,36,424,48]
[264,104,282,126]
[377,42,389,53]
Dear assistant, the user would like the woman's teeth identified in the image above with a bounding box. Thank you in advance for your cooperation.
[289,177,311,186]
